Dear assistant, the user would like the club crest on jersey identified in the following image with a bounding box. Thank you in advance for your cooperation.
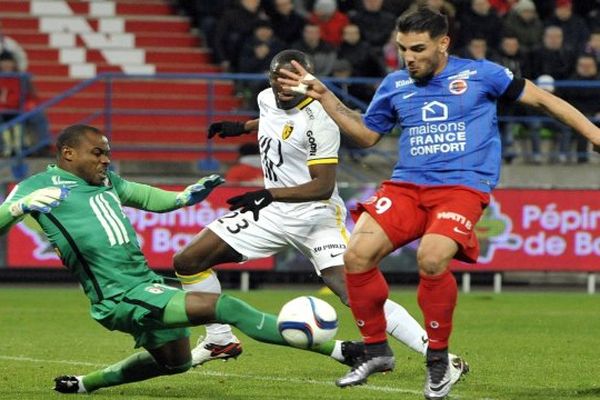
[449,79,468,95]
[282,121,294,140]
[145,285,165,294]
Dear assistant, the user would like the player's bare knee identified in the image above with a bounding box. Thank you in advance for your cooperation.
[417,252,445,276]
[343,248,371,273]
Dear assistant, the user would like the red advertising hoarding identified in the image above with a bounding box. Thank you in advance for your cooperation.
[7,185,274,271]
[452,189,600,272]
[6,187,600,272]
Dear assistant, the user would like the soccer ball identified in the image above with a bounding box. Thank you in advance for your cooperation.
[277,296,338,348]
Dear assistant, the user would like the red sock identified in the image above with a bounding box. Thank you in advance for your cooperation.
[345,267,388,344]
[417,270,457,350]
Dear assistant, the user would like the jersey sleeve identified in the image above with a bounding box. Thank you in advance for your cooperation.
[306,109,340,166]
[363,74,397,135]
[109,172,179,212]
[481,60,515,99]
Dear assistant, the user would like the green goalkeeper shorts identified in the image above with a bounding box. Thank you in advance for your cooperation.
[92,282,190,349]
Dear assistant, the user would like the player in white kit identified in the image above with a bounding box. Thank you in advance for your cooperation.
[172,50,467,385]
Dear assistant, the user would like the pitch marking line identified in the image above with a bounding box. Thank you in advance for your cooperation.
[0,355,495,400]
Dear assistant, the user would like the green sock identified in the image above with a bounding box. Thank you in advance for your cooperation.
[215,294,336,357]
[82,352,190,392]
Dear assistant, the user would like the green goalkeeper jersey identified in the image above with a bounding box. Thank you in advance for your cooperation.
[3,165,181,304]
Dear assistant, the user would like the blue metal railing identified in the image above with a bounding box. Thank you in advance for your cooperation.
[1,73,599,180]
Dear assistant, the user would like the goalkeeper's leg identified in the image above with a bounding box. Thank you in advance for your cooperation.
[174,229,244,366]
[169,291,354,363]
[54,339,191,394]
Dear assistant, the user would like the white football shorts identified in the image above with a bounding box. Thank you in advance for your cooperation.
[207,202,350,274]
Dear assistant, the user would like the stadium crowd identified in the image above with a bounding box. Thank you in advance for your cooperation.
[177,0,600,164]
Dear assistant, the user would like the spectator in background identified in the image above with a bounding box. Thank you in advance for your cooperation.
[544,0,590,53]
[238,21,286,110]
[292,24,336,75]
[338,24,386,79]
[177,1,230,53]
[488,0,517,16]
[458,0,503,49]
[560,54,600,163]
[0,21,28,72]
[502,0,544,52]
[225,142,264,185]
[308,0,349,47]
[584,28,600,65]
[458,36,496,60]
[0,51,49,157]
[530,25,576,80]
[348,0,396,49]
[214,0,266,71]
[270,0,306,46]
[492,34,530,163]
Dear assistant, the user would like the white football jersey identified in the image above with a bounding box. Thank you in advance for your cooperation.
[256,88,344,214]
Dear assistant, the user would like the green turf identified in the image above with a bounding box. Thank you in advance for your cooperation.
[1,286,599,400]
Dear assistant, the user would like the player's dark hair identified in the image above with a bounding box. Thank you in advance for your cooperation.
[396,6,448,38]
[56,124,102,156]
[270,49,314,74]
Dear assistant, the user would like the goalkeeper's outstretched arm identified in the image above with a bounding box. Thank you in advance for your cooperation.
[118,175,224,212]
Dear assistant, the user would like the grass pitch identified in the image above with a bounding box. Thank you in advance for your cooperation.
[1,286,599,400]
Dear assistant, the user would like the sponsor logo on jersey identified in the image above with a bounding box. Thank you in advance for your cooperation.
[422,101,448,122]
[306,130,317,156]
[282,121,294,140]
[51,176,78,187]
[395,77,414,88]
[448,79,468,95]
[504,67,514,79]
[447,69,477,80]
[145,285,165,294]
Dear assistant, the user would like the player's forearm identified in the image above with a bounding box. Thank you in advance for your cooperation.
[0,203,21,236]
[244,119,259,132]
[320,91,380,148]
[540,96,600,146]
[521,80,600,146]
[124,182,180,212]
[268,179,334,203]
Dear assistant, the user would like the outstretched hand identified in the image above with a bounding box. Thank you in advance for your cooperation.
[277,60,328,100]
[226,189,273,221]
[176,174,225,207]
[208,121,250,139]
[9,186,70,217]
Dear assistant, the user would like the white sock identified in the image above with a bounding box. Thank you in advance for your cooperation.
[384,299,428,355]
[329,340,344,362]
[76,376,87,393]
[181,269,235,345]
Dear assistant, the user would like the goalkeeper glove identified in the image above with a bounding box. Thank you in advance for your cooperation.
[9,186,70,217]
[175,174,224,207]
[226,189,273,221]
[208,121,250,139]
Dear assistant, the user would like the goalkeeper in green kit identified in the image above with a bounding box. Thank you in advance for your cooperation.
[0,125,362,394]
